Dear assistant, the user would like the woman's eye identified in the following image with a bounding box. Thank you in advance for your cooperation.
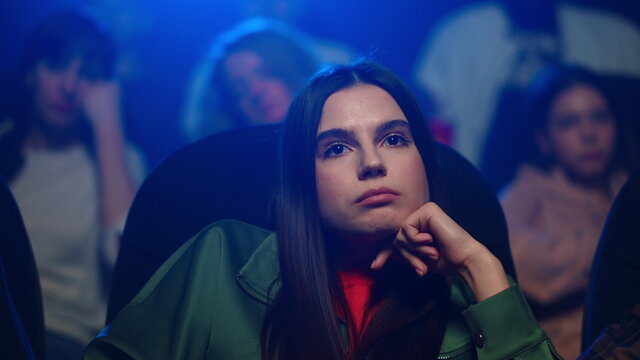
[323,143,349,158]
[383,134,408,147]
[553,116,578,131]
[592,110,613,124]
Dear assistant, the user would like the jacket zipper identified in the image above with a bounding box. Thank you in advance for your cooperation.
[236,276,270,305]
[436,346,473,359]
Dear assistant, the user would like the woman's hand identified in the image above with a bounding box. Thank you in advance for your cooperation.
[81,80,123,133]
[371,202,510,301]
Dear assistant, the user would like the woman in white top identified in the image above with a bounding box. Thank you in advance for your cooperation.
[0,9,144,359]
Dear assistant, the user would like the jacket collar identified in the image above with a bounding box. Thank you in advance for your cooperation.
[234,231,477,357]
[236,232,280,305]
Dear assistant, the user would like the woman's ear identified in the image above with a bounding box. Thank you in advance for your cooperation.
[535,130,552,156]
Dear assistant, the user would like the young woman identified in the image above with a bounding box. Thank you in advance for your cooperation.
[0,9,145,359]
[180,18,319,141]
[500,64,632,359]
[84,61,559,359]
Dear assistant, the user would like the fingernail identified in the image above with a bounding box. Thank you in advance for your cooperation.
[370,259,378,269]
[415,268,424,277]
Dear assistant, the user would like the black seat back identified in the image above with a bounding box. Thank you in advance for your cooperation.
[582,172,640,349]
[0,177,44,360]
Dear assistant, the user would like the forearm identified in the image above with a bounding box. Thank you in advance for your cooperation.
[461,284,563,359]
[93,114,136,229]
[459,248,510,302]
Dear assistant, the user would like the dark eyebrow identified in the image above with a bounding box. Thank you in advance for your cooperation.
[315,128,355,144]
[377,119,410,134]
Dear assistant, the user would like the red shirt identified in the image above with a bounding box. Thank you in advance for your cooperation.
[338,271,381,355]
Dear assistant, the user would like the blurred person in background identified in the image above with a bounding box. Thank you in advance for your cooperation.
[500,64,634,360]
[414,0,640,167]
[0,9,145,359]
[180,18,321,141]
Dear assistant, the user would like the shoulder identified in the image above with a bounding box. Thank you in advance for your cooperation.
[196,219,274,251]
[88,220,276,359]
[513,165,552,186]
[160,219,272,249]
[176,219,273,267]
[128,220,273,307]
[501,165,551,199]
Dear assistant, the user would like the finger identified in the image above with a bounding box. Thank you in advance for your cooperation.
[419,245,441,262]
[402,202,436,234]
[396,246,429,277]
[395,224,430,246]
[401,221,422,240]
[371,247,394,270]
[397,238,441,262]
[406,230,433,245]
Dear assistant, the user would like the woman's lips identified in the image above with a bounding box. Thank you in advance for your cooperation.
[52,103,74,113]
[355,188,399,206]
[583,152,603,161]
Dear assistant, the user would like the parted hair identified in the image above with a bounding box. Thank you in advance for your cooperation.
[262,60,450,360]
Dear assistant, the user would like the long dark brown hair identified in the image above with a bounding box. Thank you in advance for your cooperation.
[261,61,450,360]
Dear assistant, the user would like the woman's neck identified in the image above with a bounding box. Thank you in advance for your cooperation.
[560,166,613,200]
[330,234,391,274]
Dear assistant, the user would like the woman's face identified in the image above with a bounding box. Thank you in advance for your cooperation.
[224,50,292,125]
[538,84,617,180]
[315,84,429,243]
[30,57,92,128]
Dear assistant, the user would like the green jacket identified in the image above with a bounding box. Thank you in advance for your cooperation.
[84,220,562,359]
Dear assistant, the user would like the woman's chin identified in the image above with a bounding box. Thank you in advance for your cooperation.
[340,224,399,245]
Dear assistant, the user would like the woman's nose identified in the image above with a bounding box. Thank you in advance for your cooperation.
[61,69,80,94]
[579,120,598,142]
[358,148,387,180]
[246,78,268,99]
[60,60,83,95]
